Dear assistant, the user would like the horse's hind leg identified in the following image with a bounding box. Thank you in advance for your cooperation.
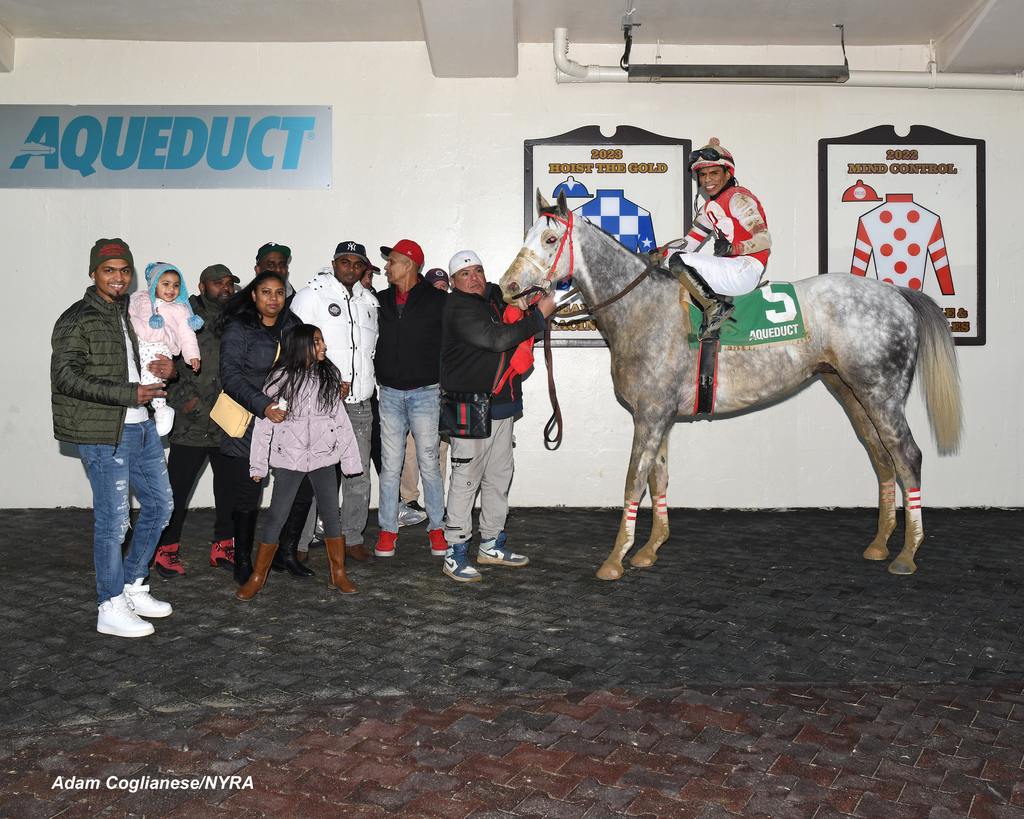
[597,416,668,581]
[854,397,925,575]
[822,375,898,560]
[630,430,671,569]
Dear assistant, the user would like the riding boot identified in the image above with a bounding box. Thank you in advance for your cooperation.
[273,497,315,577]
[668,253,735,339]
[324,536,358,594]
[232,509,258,586]
[236,543,278,601]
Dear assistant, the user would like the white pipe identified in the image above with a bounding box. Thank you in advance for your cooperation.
[553,27,627,83]
[553,27,1024,91]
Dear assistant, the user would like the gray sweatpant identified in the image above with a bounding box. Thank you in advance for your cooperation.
[339,399,374,545]
[444,416,515,546]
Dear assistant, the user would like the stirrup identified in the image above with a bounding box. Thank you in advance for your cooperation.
[699,301,735,340]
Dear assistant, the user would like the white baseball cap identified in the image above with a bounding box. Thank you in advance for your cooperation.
[448,249,483,276]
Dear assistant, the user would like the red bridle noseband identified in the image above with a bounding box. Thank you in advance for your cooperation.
[544,209,575,284]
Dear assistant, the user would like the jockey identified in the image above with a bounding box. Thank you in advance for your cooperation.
[668,137,771,338]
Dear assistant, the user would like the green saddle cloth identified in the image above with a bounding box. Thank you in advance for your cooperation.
[687,282,808,348]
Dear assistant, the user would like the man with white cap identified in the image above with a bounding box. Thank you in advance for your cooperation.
[439,249,556,582]
[291,241,380,562]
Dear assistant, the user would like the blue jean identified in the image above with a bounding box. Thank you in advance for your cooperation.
[79,419,174,606]
[377,384,444,532]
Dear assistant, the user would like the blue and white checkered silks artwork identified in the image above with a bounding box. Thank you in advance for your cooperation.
[575,189,658,254]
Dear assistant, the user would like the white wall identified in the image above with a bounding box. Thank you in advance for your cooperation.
[1,38,1020,509]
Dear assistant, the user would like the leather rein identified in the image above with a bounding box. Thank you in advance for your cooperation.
[523,209,667,450]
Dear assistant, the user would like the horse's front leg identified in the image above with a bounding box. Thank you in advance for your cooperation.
[630,430,671,568]
[597,418,665,581]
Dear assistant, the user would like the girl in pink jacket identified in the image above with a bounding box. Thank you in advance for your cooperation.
[128,262,204,436]
[239,324,362,601]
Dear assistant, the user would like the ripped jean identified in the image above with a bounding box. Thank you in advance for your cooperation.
[79,418,174,606]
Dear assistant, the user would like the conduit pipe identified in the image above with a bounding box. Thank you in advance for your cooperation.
[552,27,1024,91]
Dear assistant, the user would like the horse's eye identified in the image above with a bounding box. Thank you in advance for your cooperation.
[545,235,558,245]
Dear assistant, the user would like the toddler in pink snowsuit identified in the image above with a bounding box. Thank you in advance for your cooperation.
[128,262,204,436]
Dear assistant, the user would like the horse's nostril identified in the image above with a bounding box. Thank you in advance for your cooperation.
[508,281,520,293]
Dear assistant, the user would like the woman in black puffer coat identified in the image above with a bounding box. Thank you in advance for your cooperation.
[219,271,301,584]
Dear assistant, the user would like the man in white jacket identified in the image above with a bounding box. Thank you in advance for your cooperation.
[291,241,380,559]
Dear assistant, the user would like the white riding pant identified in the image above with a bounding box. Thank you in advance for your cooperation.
[685,254,765,297]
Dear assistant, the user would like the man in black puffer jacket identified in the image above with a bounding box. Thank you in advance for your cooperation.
[51,238,177,638]
[439,250,556,583]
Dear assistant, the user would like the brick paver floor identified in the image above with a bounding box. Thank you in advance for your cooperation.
[1,507,1021,816]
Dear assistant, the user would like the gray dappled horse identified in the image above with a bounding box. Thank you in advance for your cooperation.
[500,192,962,581]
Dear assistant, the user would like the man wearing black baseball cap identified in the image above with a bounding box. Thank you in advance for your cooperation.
[290,241,379,567]
[255,242,294,296]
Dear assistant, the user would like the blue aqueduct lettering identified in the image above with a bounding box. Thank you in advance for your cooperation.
[9,115,316,177]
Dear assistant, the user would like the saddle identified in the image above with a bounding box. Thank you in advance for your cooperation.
[685,282,809,416]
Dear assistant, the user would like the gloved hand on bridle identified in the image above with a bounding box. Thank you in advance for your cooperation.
[713,234,733,257]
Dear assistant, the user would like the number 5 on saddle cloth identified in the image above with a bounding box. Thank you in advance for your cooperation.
[688,282,809,416]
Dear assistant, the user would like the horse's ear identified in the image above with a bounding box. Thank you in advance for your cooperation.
[556,190,568,217]
[536,189,551,214]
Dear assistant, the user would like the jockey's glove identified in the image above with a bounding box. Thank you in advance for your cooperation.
[713,236,733,257]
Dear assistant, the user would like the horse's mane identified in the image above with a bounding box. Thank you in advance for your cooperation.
[539,207,675,282]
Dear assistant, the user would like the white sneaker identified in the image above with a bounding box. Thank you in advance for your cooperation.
[154,405,175,437]
[397,501,427,527]
[124,578,173,618]
[97,593,155,638]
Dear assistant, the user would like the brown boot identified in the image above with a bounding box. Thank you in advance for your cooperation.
[346,542,371,561]
[325,536,358,594]
[236,543,278,601]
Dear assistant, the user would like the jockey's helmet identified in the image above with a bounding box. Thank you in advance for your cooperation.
[688,137,736,176]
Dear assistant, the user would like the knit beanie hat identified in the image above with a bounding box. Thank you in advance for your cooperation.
[89,238,134,273]
[144,262,205,332]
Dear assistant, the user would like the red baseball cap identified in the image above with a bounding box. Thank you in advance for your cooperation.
[380,239,424,267]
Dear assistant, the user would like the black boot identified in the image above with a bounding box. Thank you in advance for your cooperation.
[668,253,735,340]
[232,509,258,586]
[275,497,315,578]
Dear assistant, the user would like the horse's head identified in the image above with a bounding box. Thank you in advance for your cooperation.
[500,190,575,307]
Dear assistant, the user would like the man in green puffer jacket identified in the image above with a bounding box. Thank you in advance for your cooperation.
[51,238,177,639]
[152,264,240,578]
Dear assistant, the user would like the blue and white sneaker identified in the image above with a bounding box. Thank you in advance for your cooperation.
[477,532,529,567]
[443,543,482,583]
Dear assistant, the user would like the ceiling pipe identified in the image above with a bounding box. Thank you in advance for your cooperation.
[552,27,1024,91]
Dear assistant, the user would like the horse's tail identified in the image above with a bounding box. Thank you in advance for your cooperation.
[899,287,963,455]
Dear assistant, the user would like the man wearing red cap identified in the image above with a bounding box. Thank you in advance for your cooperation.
[373,239,448,559]
[668,137,772,338]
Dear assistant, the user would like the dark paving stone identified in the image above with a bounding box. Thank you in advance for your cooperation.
[1,507,1022,815]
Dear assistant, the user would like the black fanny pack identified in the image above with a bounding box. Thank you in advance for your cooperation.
[439,391,491,439]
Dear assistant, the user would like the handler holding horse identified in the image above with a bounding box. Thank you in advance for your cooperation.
[501,190,962,582]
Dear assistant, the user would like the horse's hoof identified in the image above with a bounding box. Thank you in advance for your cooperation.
[629,551,657,568]
[596,563,623,581]
[863,543,890,561]
[887,556,917,575]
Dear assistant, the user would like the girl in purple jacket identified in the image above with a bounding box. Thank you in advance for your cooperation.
[238,325,362,600]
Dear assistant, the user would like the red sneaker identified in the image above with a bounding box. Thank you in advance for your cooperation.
[209,538,235,570]
[154,543,185,577]
[374,530,398,558]
[428,528,448,557]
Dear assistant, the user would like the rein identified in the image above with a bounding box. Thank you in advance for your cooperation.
[531,209,668,450]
